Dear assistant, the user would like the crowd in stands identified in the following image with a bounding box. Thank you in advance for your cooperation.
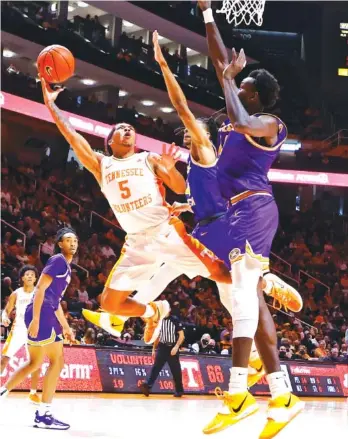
[1,154,347,362]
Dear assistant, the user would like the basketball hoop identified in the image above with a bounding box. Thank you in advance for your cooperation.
[217,0,266,27]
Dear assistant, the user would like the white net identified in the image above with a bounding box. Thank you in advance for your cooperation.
[217,0,266,27]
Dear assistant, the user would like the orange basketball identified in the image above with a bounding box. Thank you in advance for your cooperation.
[37,45,75,84]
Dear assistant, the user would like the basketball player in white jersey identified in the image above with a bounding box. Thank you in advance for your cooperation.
[1,265,41,403]
[40,77,231,344]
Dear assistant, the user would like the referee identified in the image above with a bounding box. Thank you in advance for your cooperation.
[140,310,185,397]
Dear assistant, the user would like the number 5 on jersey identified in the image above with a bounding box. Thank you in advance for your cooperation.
[118,180,131,199]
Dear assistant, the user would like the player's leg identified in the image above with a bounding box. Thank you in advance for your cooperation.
[40,341,64,404]
[0,345,44,395]
[99,236,170,343]
[29,368,41,403]
[1,328,15,373]
[0,355,10,374]
[256,287,304,439]
[84,263,182,338]
[33,341,70,430]
[217,282,265,387]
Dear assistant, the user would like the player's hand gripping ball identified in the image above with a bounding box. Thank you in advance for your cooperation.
[37,45,75,83]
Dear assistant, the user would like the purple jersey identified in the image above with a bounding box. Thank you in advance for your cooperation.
[217,113,287,199]
[42,254,71,311]
[186,155,227,222]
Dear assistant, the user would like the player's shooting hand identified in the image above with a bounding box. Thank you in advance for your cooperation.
[198,0,212,11]
[171,202,193,217]
[28,319,39,339]
[153,30,166,66]
[223,48,247,80]
[153,143,181,171]
[40,76,65,106]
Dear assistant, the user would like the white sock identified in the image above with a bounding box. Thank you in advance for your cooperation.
[249,341,260,363]
[267,371,289,399]
[142,304,155,319]
[30,389,36,395]
[38,403,52,416]
[228,367,248,394]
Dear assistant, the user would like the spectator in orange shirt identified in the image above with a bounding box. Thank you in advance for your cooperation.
[314,340,328,358]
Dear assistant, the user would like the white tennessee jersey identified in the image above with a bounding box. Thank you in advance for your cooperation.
[13,287,35,328]
[100,152,170,234]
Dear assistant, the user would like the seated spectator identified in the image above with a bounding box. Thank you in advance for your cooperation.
[81,328,96,345]
[314,340,328,358]
[101,243,116,259]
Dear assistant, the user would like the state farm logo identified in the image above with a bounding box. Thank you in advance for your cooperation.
[41,362,93,380]
[290,366,311,375]
[1,356,93,380]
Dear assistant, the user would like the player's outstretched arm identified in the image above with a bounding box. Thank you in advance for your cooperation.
[1,292,17,326]
[40,78,102,184]
[153,31,215,165]
[223,52,278,138]
[198,0,238,93]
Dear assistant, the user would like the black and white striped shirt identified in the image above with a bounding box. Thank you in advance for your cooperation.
[159,315,183,344]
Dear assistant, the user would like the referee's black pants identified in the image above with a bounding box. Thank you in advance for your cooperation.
[147,343,184,393]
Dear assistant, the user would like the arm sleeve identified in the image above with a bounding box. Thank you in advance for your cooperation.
[42,255,67,278]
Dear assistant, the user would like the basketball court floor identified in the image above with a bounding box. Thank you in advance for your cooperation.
[0,393,346,438]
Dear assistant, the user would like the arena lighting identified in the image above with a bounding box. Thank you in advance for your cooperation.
[81,79,96,85]
[157,35,164,41]
[77,1,89,7]
[68,6,75,12]
[2,92,348,188]
[280,140,301,152]
[123,21,134,28]
[161,107,174,113]
[141,100,154,106]
[3,49,16,58]
[119,90,128,97]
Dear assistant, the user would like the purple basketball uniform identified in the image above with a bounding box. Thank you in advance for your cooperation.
[25,254,71,346]
[193,114,287,269]
[186,155,227,223]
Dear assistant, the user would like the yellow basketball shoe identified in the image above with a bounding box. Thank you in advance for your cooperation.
[28,392,41,404]
[259,393,305,439]
[143,300,170,344]
[248,365,266,388]
[203,389,259,434]
[82,310,125,337]
[264,273,303,312]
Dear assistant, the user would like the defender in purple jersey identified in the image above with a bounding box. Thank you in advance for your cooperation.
[199,2,304,437]
[0,228,78,430]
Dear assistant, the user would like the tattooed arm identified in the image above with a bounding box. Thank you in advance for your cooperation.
[41,78,102,184]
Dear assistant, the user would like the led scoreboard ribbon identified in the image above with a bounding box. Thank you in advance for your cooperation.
[95,349,348,397]
[1,344,347,396]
